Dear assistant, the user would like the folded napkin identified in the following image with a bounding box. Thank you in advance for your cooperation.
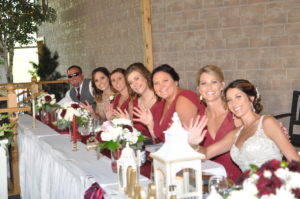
[84,182,104,199]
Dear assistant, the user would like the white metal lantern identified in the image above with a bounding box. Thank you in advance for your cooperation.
[117,143,138,192]
[150,112,205,199]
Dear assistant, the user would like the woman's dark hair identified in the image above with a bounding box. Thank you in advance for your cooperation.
[110,68,126,77]
[151,64,180,87]
[91,67,111,103]
[224,79,263,113]
[126,62,152,97]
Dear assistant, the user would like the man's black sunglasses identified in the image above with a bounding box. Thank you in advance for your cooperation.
[68,72,81,79]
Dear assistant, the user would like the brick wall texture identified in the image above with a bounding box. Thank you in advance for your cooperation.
[39,0,144,77]
[151,0,300,120]
[39,0,300,123]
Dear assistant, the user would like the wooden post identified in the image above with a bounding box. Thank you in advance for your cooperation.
[141,0,154,71]
[6,83,20,196]
[7,84,17,110]
[31,76,39,97]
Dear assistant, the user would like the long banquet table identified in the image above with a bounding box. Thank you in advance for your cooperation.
[18,114,148,199]
[18,114,226,199]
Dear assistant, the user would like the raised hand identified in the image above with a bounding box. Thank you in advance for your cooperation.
[104,104,114,120]
[113,107,130,119]
[132,106,153,126]
[184,115,208,147]
[80,100,93,113]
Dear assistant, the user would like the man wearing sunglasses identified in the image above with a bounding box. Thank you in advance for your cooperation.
[58,65,95,109]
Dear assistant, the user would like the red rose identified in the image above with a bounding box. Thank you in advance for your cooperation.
[44,95,52,102]
[123,125,133,132]
[288,161,300,172]
[256,175,282,196]
[257,159,281,175]
[61,109,66,118]
[71,103,80,109]
[292,188,300,198]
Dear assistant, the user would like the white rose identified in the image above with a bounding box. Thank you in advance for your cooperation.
[228,189,257,199]
[275,168,289,181]
[263,170,272,178]
[112,118,132,126]
[262,187,296,199]
[286,172,300,189]
[101,132,114,141]
[110,127,122,141]
[243,179,258,196]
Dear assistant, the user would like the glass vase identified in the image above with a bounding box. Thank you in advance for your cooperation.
[40,108,51,124]
[111,148,122,173]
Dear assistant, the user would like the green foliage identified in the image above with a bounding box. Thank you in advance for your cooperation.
[30,44,69,101]
[0,114,16,143]
[99,141,120,152]
[0,0,56,48]
[0,0,57,82]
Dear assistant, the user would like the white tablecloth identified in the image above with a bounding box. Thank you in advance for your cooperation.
[18,114,147,199]
[18,114,226,199]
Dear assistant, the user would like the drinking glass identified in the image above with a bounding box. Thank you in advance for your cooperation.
[208,175,228,196]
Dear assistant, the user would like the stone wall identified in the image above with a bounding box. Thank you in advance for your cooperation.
[38,0,144,76]
[151,0,300,117]
[39,0,300,120]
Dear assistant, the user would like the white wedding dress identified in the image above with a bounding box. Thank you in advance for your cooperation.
[230,116,283,172]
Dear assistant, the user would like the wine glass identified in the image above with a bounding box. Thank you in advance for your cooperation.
[208,175,228,196]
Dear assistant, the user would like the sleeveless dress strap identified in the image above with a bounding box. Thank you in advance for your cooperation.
[257,115,265,130]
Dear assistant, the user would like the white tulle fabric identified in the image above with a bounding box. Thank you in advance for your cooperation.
[230,116,282,172]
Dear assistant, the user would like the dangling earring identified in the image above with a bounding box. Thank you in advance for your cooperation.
[199,94,203,101]
[251,103,255,112]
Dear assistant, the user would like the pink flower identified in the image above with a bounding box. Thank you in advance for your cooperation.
[101,121,112,133]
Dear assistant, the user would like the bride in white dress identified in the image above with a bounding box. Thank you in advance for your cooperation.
[188,79,300,172]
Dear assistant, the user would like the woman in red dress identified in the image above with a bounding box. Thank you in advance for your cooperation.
[125,63,157,139]
[106,68,132,120]
[196,65,242,181]
[134,64,205,142]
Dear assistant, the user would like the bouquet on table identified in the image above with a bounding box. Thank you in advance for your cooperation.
[36,92,57,112]
[95,118,144,153]
[55,102,90,130]
[228,159,300,199]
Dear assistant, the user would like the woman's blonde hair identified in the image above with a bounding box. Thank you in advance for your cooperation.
[197,65,225,85]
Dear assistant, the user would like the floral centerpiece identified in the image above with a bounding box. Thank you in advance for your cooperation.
[228,159,300,199]
[95,118,144,153]
[36,92,56,112]
[95,118,144,172]
[55,102,90,130]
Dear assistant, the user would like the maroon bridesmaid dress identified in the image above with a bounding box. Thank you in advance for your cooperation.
[202,111,242,181]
